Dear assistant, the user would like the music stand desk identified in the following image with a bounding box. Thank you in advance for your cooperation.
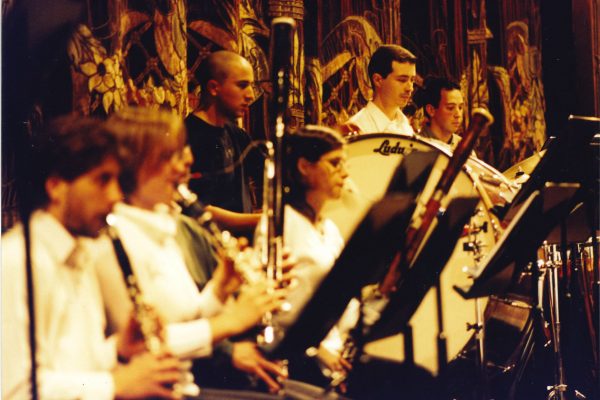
[505,115,599,218]
[456,183,580,300]
[366,196,481,343]
[262,193,416,359]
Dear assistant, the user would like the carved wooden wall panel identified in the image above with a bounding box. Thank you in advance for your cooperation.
[65,0,548,171]
[487,0,546,169]
[69,0,190,115]
[10,0,596,231]
[4,0,554,233]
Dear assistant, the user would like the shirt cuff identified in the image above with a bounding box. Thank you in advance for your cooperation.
[166,318,213,359]
[321,326,343,355]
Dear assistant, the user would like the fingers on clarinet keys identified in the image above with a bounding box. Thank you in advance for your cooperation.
[113,352,185,400]
[306,346,349,387]
[279,247,298,288]
[172,360,198,396]
[173,370,201,398]
[258,321,284,345]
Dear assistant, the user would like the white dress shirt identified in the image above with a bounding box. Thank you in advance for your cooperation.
[2,211,116,400]
[417,124,463,152]
[95,203,224,359]
[274,206,359,354]
[277,205,344,326]
[347,101,415,136]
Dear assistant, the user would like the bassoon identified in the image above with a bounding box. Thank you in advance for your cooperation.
[380,107,494,295]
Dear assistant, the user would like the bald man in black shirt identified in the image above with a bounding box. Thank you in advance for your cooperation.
[185,50,264,233]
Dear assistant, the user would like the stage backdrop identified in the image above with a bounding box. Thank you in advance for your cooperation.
[5,0,598,230]
[65,0,548,160]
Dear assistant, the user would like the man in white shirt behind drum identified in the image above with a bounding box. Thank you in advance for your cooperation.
[344,44,418,136]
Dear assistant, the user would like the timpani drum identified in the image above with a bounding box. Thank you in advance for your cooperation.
[323,133,512,376]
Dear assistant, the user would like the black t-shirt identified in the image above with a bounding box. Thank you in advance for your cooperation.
[185,114,263,213]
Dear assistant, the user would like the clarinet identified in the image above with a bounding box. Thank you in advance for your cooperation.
[175,183,263,285]
[106,217,201,397]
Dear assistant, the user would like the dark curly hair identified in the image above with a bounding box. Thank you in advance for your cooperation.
[31,115,119,208]
[414,76,461,118]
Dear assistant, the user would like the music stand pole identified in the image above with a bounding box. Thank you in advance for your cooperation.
[434,278,448,374]
[593,231,600,386]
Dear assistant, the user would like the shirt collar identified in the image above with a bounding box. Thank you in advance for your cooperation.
[365,101,412,133]
[113,202,177,243]
[366,101,394,125]
[419,124,458,145]
[31,210,79,267]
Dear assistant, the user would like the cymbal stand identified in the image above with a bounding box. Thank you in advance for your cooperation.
[463,214,488,400]
[540,242,585,400]
[541,243,566,399]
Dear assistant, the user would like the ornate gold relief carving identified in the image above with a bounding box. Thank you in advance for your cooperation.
[488,21,546,169]
[268,0,304,20]
[69,1,190,115]
[506,22,546,150]
[317,16,382,126]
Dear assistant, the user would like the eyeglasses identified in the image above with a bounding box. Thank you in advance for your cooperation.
[320,157,347,171]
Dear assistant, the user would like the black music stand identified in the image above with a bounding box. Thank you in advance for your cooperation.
[345,196,481,400]
[386,150,439,195]
[503,115,599,219]
[365,195,481,343]
[455,183,580,300]
[262,192,416,359]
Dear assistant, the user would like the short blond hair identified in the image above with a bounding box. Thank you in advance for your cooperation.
[105,107,186,195]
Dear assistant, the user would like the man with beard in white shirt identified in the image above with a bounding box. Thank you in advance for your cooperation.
[2,115,183,400]
[344,45,418,136]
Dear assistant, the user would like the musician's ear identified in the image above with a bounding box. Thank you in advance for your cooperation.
[297,157,312,178]
[44,175,69,201]
[425,104,436,119]
[45,175,69,208]
[206,79,220,97]
[372,73,383,88]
